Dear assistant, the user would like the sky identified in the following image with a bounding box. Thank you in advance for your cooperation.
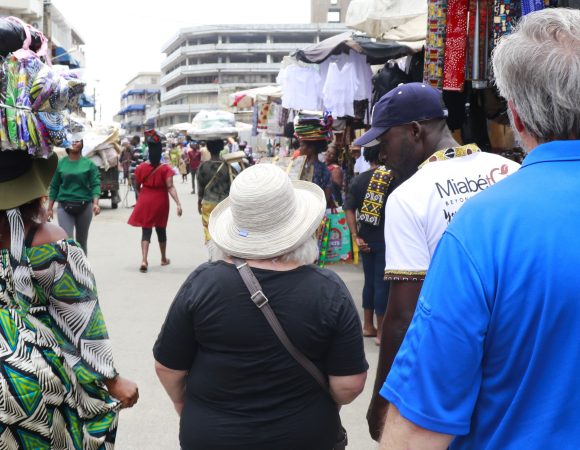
[52,0,312,121]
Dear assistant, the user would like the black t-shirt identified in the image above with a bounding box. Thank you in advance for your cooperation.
[343,169,397,244]
[154,261,368,450]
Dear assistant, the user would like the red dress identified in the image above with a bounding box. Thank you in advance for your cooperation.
[128,163,175,228]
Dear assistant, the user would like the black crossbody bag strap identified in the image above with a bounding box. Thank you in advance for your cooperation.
[233,258,348,450]
[233,258,329,392]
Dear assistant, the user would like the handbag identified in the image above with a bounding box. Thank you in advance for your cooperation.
[60,200,89,216]
[233,258,348,450]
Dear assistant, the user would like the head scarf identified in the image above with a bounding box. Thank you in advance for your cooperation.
[144,129,164,166]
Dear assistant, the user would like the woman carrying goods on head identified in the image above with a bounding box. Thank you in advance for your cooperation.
[128,129,182,273]
[47,137,101,255]
[0,149,138,449]
[294,112,335,208]
[154,164,368,450]
[197,139,232,257]
[344,145,395,344]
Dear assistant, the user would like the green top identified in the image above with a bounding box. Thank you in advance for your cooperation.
[49,156,101,202]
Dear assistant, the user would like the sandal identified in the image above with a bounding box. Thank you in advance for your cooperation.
[161,259,171,266]
[139,264,148,273]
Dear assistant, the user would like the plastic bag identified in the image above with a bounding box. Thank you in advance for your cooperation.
[318,209,352,266]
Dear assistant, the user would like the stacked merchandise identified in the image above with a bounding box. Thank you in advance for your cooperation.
[293,111,333,142]
[0,20,84,157]
[82,123,122,171]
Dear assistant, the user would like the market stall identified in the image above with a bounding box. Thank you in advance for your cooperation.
[0,17,85,157]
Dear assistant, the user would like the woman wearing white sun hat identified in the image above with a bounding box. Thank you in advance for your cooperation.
[154,164,368,450]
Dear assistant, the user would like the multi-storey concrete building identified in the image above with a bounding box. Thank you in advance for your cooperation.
[0,0,43,26]
[118,72,161,135]
[311,0,352,23]
[156,23,346,129]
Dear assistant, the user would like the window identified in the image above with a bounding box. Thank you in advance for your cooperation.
[328,10,340,22]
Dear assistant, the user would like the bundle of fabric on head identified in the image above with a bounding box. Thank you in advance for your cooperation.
[294,111,333,142]
[144,129,165,166]
[0,47,85,155]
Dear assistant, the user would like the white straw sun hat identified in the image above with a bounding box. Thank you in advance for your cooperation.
[209,164,326,260]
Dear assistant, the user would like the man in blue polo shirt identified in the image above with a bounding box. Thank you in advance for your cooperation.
[379,8,580,450]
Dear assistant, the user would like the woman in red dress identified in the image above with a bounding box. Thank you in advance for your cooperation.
[128,130,182,272]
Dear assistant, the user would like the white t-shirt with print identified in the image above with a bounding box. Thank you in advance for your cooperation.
[384,152,520,281]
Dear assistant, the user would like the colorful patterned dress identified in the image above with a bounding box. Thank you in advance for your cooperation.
[0,238,119,449]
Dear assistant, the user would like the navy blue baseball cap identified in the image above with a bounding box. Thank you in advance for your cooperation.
[355,83,448,147]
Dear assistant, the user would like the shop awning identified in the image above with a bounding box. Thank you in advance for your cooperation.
[293,32,419,65]
[118,104,147,115]
[122,89,160,99]
[345,0,427,44]
[52,46,81,68]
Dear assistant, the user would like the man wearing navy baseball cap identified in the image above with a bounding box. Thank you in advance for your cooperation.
[365,82,520,441]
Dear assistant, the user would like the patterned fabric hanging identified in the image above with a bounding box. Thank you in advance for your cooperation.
[424,0,448,89]
[468,0,491,82]
[522,0,544,14]
[443,0,470,91]
[491,0,521,49]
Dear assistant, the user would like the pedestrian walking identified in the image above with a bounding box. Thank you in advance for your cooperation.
[154,164,367,450]
[326,144,344,206]
[178,154,188,183]
[344,145,395,344]
[128,129,182,272]
[360,82,520,440]
[120,138,133,184]
[0,149,138,449]
[187,142,202,194]
[378,8,580,450]
[197,139,232,256]
[48,138,101,255]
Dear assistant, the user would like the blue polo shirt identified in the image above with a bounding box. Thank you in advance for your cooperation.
[381,140,580,449]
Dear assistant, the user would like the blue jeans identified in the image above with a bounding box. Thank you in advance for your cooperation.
[361,242,389,316]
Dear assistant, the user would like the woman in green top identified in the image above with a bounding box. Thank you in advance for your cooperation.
[48,139,101,254]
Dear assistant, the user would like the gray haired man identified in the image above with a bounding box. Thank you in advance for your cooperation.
[378,8,580,450]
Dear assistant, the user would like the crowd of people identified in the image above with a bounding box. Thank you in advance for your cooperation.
[0,8,579,450]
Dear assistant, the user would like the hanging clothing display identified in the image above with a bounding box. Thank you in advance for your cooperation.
[266,103,285,136]
[277,64,322,111]
[468,0,490,82]
[492,1,521,48]
[257,102,270,130]
[424,0,448,89]
[522,0,545,14]
[443,0,469,91]
[322,61,358,118]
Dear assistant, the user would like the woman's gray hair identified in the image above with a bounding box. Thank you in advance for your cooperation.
[492,8,580,143]
[215,235,320,266]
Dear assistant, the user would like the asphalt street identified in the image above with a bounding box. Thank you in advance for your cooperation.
[86,178,380,449]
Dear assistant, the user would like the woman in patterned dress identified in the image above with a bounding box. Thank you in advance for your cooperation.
[0,150,138,448]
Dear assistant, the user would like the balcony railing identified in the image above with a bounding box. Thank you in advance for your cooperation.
[162,42,304,70]
[160,63,280,87]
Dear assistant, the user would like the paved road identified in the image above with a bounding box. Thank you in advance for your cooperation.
[86,179,380,449]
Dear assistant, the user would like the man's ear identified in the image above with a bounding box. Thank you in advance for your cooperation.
[508,101,525,133]
[409,122,422,141]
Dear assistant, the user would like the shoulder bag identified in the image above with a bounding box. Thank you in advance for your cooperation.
[233,258,348,450]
